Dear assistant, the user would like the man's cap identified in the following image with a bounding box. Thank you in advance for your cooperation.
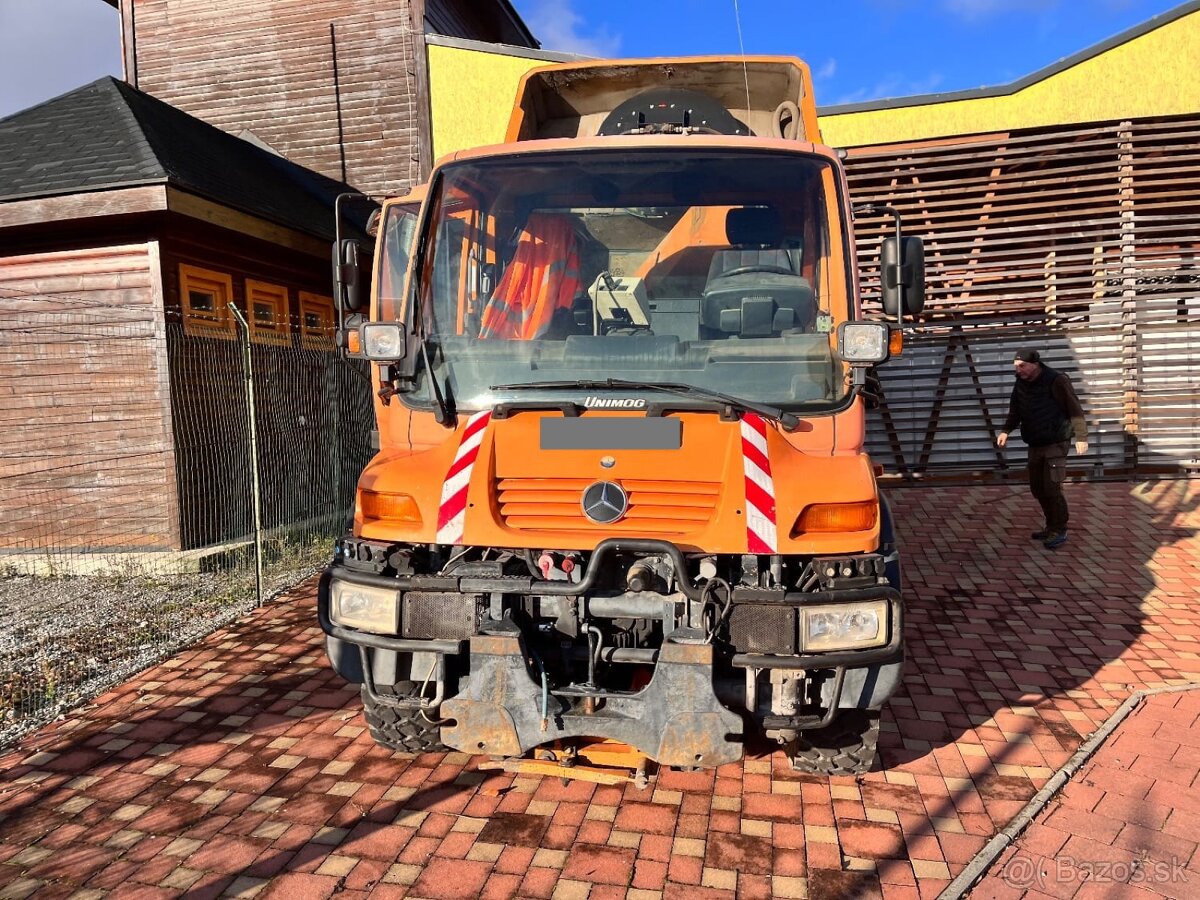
[1014,348,1041,363]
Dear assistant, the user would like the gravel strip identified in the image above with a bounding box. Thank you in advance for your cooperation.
[0,552,327,748]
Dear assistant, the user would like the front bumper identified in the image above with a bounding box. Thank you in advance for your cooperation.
[439,622,745,767]
[318,561,904,758]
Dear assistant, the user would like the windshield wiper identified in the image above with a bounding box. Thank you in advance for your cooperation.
[490,378,800,431]
[419,334,454,426]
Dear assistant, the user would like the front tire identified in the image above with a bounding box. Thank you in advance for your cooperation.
[789,709,880,775]
[360,682,446,753]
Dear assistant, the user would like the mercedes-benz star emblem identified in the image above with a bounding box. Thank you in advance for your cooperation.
[581,481,628,524]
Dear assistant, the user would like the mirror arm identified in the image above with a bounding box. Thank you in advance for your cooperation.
[881,206,905,327]
[855,203,905,326]
[333,193,357,346]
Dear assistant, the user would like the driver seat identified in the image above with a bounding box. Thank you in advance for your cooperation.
[702,207,814,336]
[706,207,798,281]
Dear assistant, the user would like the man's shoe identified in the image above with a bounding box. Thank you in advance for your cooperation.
[1043,532,1068,549]
[1031,530,1049,540]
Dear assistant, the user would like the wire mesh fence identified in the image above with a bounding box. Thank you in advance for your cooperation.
[0,283,372,747]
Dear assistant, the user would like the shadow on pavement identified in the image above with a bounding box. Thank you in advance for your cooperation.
[0,477,1196,898]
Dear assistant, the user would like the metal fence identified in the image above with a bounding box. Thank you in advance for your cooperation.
[0,286,372,747]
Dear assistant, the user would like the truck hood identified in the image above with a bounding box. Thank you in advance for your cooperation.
[359,409,880,555]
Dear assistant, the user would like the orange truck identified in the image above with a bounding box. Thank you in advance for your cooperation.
[320,57,925,774]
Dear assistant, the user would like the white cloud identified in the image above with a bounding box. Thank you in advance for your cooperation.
[833,72,945,106]
[816,58,837,81]
[521,0,621,58]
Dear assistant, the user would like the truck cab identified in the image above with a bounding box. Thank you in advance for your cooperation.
[320,57,924,774]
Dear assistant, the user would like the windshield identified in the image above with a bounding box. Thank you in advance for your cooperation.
[379,148,852,413]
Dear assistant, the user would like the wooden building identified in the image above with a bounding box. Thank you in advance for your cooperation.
[107,0,538,194]
[1,0,545,564]
[0,78,366,562]
[823,1,1200,478]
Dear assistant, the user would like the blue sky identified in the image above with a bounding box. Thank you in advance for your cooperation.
[509,0,1187,106]
[0,0,1189,118]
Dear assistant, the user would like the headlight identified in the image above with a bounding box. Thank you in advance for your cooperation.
[360,323,407,361]
[837,322,890,363]
[330,580,400,633]
[800,600,888,652]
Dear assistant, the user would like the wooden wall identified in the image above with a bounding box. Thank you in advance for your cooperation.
[158,222,371,550]
[123,0,534,196]
[126,0,423,196]
[0,244,180,552]
[847,113,1200,478]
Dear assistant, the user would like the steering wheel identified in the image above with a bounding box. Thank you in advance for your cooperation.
[716,264,794,278]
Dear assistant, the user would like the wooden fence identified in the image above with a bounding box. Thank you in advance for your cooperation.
[847,112,1199,479]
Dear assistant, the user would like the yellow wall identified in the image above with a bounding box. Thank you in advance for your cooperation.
[821,10,1200,147]
[429,43,543,162]
[429,10,1200,157]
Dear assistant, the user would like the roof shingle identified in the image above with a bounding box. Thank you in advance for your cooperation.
[0,77,356,240]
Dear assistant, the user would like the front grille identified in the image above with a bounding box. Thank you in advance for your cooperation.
[497,478,720,536]
[401,592,480,640]
[729,605,797,654]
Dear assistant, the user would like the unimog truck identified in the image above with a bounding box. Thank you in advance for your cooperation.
[319,57,925,775]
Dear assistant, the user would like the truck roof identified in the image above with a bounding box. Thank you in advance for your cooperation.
[504,56,822,146]
[439,133,838,169]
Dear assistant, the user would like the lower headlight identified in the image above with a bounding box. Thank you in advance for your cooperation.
[800,600,888,651]
[330,580,400,634]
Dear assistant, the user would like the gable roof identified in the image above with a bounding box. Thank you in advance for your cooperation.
[0,77,354,240]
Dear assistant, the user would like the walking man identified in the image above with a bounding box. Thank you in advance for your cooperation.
[996,349,1088,549]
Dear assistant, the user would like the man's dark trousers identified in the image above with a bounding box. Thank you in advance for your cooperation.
[1028,440,1070,532]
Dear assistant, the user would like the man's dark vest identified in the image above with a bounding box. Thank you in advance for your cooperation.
[1014,365,1072,447]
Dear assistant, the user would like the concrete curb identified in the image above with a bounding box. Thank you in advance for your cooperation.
[938,681,1200,900]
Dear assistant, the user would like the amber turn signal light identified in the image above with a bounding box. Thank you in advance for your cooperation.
[889,329,903,356]
[792,500,878,535]
[359,490,422,525]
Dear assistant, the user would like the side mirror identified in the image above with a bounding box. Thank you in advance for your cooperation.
[333,239,365,312]
[881,236,925,318]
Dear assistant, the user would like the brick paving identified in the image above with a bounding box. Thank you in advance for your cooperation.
[0,479,1197,900]
[976,687,1200,900]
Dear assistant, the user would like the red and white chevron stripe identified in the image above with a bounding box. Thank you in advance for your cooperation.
[740,413,778,553]
[435,410,492,546]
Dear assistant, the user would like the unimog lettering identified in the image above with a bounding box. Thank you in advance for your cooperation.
[583,397,646,408]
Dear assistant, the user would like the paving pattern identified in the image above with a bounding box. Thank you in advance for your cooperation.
[976,687,1200,900]
[0,479,1197,900]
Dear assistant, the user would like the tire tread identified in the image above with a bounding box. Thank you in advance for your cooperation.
[360,682,446,753]
[790,709,880,776]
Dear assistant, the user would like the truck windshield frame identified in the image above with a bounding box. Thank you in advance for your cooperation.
[379,147,855,415]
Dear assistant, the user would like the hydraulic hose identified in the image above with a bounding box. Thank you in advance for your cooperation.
[772,100,801,139]
[529,648,550,731]
[702,577,734,644]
